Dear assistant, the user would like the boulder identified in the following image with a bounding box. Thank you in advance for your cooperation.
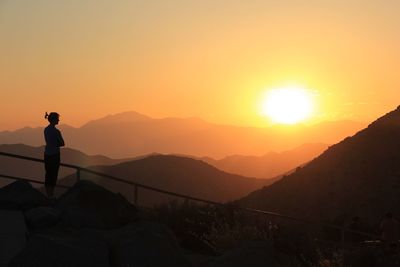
[0,210,27,266]
[25,206,62,230]
[8,230,109,267]
[106,221,190,267]
[56,180,138,229]
[0,181,49,211]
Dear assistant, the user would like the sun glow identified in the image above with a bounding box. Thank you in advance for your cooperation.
[261,86,314,125]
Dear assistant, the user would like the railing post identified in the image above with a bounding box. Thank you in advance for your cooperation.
[134,185,138,205]
[76,168,81,182]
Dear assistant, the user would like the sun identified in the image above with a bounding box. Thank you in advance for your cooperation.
[261,86,314,125]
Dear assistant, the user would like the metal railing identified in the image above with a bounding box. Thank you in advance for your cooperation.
[0,151,379,245]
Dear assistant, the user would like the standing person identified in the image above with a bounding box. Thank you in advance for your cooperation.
[44,112,65,198]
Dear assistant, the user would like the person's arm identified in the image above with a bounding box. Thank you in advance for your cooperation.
[57,130,65,147]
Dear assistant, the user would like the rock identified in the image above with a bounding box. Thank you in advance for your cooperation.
[0,210,27,266]
[106,221,190,267]
[8,230,109,267]
[25,206,62,230]
[0,181,49,211]
[207,240,300,267]
[56,180,138,229]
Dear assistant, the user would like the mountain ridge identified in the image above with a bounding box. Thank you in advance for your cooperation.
[0,111,366,158]
[237,106,400,226]
[202,143,328,178]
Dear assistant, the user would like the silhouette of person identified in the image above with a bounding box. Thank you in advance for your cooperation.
[380,212,399,251]
[44,112,64,198]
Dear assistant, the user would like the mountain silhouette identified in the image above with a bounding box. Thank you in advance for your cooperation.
[0,111,365,158]
[203,143,328,178]
[81,111,152,127]
[237,106,400,226]
[60,155,275,206]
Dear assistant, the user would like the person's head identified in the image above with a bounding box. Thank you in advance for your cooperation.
[45,112,60,125]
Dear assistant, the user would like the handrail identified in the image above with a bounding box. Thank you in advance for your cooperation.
[0,151,80,169]
[0,151,221,206]
[0,151,379,241]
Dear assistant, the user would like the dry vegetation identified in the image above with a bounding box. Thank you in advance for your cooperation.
[142,201,400,266]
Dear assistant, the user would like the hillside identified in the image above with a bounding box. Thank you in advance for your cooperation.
[60,155,274,206]
[237,106,400,226]
[203,143,328,178]
[0,111,365,158]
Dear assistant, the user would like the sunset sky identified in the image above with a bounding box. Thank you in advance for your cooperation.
[1,0,399,130]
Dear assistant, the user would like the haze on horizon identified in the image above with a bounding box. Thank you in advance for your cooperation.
[1,0,400,131]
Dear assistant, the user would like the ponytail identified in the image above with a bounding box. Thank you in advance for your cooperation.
[45,112,60,123]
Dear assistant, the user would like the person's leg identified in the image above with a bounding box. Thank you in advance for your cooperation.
[46,185,54,198]
[44,154,59,198]
[52,154,60,197]
[44,154,52,197]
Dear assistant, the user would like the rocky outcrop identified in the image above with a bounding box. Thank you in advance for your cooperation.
[0,181,49,211]
[56,180,138,229]
[0,210,27,266]
[8,230,110,267]
[25,206,61,230]
[0,180,191,267]
[0,180,309,267]
[105,222,190,267]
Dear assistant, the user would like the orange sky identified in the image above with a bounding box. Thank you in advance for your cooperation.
[1,0,400,130]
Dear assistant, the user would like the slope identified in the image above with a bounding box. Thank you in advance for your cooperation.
[238,106,400,226]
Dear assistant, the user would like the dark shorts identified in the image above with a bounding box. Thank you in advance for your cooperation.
[44,153,60,187]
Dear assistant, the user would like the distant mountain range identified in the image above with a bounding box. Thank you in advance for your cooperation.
[59,155,276,206]
[202,143,328,179]
[0,111,365,158]
[237,106,400,226]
